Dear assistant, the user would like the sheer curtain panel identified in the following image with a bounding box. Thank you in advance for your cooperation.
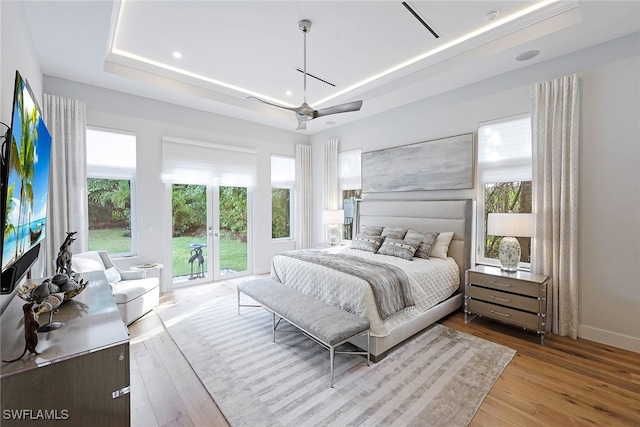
[295,144,312,249]
[531,74,581,338]
[43,94,89,275]
[323,139,339,242]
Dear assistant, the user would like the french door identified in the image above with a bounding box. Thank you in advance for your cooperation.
[169,183,251,288]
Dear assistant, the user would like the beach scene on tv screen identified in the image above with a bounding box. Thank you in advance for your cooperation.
[2,76,52,271]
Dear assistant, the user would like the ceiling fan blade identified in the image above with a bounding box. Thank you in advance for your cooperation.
[314,100,363,118]
[296,120,307,131]
[247,96,298,112]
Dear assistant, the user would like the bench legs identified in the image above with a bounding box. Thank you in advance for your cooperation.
[238,289,370,388]
[269,311,370,388]
[328,330,370,387]
[330,347,335,387]
[237,290,260,315]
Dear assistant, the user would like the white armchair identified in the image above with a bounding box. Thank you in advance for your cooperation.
[72,251,160,325]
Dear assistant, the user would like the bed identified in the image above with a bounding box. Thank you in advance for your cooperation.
[271,199,472,361]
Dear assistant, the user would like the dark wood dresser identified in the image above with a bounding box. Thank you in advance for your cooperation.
[1,271,130,426]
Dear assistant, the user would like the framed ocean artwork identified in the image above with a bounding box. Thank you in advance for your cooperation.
[361,133,474,192]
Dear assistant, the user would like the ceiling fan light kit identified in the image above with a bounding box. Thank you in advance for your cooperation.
[247,19,363,130]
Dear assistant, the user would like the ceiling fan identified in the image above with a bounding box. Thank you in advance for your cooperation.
[247,19,363,131]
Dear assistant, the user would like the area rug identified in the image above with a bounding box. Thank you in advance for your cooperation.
[159,293,515,427]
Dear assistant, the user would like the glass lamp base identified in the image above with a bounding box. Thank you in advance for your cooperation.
[327,224,340,246]
[498,236,521,272]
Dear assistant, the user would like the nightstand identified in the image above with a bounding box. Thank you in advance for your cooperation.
[464,265,549,345]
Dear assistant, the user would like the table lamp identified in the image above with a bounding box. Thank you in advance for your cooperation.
[322,209,344,245]
[487,213,533,272]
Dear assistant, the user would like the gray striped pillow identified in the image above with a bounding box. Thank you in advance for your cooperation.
[359,225,383,236]
[381,227,407,240]
[405,229,440,259]
[377,237,421,260]
[350,234,384,253]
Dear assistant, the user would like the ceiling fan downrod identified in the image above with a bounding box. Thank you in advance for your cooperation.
[298,19,313,121]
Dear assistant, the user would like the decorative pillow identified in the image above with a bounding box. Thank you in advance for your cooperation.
[381,227,407,240]
[429,232,454,260]
[72,256,103,273]
[359,225,383,236]
[405,229,440,259]
[104,267,122,284]
[377,237,420,260]
[350,234,384,253]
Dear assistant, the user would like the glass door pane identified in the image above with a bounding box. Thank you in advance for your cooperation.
[216,186,249,279]
[171,184,210,285]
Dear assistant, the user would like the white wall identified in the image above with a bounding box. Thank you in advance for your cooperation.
[578,54,640,350]
[1,2,43,123]
[310,33,640,352]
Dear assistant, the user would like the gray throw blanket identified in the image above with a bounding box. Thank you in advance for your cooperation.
[279,250,415,320]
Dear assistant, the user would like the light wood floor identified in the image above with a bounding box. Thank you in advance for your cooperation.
[128,280,640,426]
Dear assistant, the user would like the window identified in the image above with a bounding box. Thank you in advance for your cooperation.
[477,114,532,267]
[86,128,136,255]
[339,149,361,239]
[271,155,295,239]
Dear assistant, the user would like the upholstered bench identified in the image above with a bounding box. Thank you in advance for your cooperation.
[237,277,370,387]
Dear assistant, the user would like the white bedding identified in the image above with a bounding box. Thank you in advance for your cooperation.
[270,246,460,337]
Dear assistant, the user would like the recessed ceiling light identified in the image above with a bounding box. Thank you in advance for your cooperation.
[516,50,540,61]
[173,51,182,59]
[286,90,292,96]
[484,10,500,22]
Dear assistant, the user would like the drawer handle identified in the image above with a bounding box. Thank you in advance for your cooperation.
[490,309,511,318]
[491,281,511,287]
[490,295,511,303]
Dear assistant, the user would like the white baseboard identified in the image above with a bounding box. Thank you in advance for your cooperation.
[578,324,640,353]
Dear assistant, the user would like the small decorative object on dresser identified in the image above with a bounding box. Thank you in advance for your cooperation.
[55,231,78,275]
[14,274,90,333]
[465,265,549,345]
[1,303,40,363]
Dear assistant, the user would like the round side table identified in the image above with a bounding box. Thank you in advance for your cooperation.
[131,263,164,278]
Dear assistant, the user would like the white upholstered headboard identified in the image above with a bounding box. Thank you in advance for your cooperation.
[356,199,473,290]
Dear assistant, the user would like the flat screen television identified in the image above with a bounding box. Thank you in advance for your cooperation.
[0,71,52,294]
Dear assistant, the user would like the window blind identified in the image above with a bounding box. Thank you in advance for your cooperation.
[271,155,295,189]
[477,114,532,183]
[161,137,257,187]
[338,148,361,190]
[86,128,136,179]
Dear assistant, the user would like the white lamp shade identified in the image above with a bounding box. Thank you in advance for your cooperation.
[487,213,533,237]
[322,210,345,225]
